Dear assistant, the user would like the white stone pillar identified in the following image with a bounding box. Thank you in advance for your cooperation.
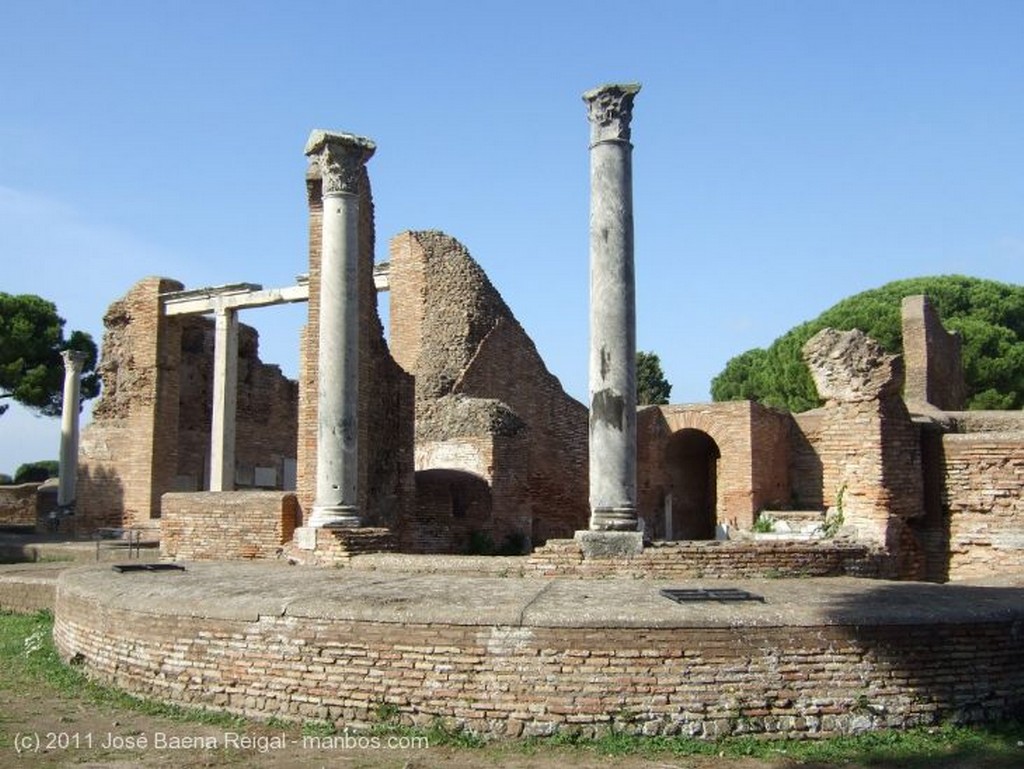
[304,130,375,528]
[209,306,238,491]
[58,350,88,510]
[584,83,641,532]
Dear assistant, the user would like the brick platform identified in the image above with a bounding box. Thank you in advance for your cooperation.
[54,563,1024,739]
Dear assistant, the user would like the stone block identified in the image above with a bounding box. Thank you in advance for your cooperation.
[574,530,643,558]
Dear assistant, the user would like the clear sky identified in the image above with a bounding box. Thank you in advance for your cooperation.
[1,0,1022,477]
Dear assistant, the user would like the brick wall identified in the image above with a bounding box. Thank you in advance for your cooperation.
[790,410,825,510]
[175,318,298,491]
[161,491,299,560]
[948,411,1024,433]
[388,231,587,547]
[803,329,924,553]
[814,398,924,549]
[284,527,396,566]
[78,277,183,530]
[55,582,1023,739]
[901,295,966,411]
[0,484,39,527]
[528,539,891,579]
[943,433,1024,579]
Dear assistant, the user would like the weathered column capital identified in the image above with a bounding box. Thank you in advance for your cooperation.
[583,83,641,146]
[304,130,376,196]
[61,349,89,373]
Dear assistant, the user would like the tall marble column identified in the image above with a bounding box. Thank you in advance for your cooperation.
[303,130,375,528]
[209,306,238,491]
[584,83,641,532]
[58,350,88,510]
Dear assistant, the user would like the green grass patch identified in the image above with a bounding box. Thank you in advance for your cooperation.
[513,722,1024,765]
[0,610,248,729]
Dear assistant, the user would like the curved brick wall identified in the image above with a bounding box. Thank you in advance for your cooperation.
[54,564,1024,739]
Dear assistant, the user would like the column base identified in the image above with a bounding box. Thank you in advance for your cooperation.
[306,505,361,530]
[574,530,644,558]
[588,506,638,532]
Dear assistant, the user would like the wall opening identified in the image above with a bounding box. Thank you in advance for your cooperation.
[664,428,720,540]
[412,469,492,553]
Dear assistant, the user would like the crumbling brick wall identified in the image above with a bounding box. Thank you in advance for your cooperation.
[297,166,414,529]
[803,329,924,555]
[78,277,302,532]
[388,231,587,548]
[78,277,183,530]
[405,396,531,553]
[901,295,966,411]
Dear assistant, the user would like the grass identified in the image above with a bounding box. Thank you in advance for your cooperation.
[513,724,1024,765]
[1,610,249,730]
[2,609,1022,767]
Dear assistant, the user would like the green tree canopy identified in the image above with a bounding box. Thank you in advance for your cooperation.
[0,293,99,417]
[14,460,59,484]
[637,350,672,405]
[711,275,1024,412]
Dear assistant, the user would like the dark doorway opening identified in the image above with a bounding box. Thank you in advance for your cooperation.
[664,429,720,540]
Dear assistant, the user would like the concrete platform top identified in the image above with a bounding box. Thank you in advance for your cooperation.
[56,561,1024,629]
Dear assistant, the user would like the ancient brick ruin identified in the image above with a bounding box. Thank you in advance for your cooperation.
[36,92,1024,745]
[59,122,1019,584]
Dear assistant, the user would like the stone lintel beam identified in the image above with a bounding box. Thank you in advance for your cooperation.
[162,283,308,316]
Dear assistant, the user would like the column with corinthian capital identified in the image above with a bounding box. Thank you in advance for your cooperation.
[303,130,375,528]
[584,83,641,534]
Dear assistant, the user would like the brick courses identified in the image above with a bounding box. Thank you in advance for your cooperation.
[902,295,967,411]
[77,277,183,530]
[0,484,40,527]
[54,570,1024,739]
[943,433,1024,579]
[527,539,890,579]
[388,231,588,549]
[160,491,299,560]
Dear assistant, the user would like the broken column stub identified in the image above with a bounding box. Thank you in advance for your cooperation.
[304,130,376,529]
[584,82,641,533]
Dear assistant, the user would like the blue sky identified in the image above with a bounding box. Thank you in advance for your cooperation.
[1,0,1022,476]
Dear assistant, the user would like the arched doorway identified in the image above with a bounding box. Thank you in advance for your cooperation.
[412,469,492,553]
[663,429,720,540]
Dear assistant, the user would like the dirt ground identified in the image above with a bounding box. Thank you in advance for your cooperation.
[4,676,1021,769]
[0,691,772,769]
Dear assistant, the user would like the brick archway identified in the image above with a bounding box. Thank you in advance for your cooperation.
[639,403,759,535]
